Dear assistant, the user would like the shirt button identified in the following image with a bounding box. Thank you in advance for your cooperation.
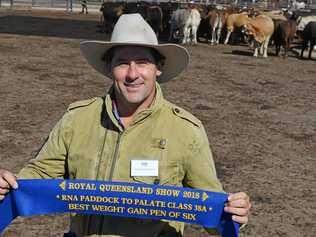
[159,139,167,149]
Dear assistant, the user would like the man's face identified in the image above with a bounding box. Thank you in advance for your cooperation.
[110,46,162,106]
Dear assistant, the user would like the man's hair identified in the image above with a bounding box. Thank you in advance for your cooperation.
[103,46,165,73]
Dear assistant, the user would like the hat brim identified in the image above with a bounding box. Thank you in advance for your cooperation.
[80,41,189,83]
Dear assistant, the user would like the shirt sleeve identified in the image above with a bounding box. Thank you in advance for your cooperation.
[183,124,224,193]
[18,112,72,179]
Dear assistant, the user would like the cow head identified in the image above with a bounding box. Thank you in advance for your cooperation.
[242,23,265,44]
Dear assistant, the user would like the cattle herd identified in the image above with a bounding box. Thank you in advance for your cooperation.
[98,1,316,60]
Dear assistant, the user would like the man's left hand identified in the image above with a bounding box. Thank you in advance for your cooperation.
[224,192,251,224]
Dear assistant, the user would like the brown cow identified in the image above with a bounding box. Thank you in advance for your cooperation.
[224,12,249,44]
[274,20,297,57]
[243,15,275,58]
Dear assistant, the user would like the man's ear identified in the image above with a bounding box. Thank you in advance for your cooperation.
[156,70,162,77]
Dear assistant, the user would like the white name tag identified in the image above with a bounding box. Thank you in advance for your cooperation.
[131,160,159,177]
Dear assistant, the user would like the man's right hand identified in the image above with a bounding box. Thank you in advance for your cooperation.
[0,169,18,201]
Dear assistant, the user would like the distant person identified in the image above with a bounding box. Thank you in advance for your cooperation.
[66,0,73,13]
[81,0,88,14]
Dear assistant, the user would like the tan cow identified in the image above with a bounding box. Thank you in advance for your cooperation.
[243,14,274,58]
[224,12,249,44]
[261,10,287,21]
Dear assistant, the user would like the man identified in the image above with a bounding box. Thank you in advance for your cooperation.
[80,0,88,14]
[0,14,250,236]
[66,0,73,13]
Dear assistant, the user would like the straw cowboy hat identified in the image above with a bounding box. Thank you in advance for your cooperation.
[80,13,189,83]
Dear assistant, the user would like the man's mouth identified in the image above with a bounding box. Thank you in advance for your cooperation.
[124,82,143,87]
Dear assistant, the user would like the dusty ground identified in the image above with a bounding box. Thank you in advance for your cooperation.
[0,9,315,237]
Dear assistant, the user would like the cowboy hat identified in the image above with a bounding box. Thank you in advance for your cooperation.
[80,13,189,83]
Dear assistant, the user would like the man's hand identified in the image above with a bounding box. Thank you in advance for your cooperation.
[224,192,251,224]
[0,169,18,201]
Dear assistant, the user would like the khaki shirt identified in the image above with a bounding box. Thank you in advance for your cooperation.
[19,83,223,237]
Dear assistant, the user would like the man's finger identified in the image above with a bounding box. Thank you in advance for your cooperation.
[224,206,249,217]
[0,187,10,195]
[227,198,250,208]
[0,178,10,189]
[228,192,249,202]
[232,215,248,224]
[2,171,18,189]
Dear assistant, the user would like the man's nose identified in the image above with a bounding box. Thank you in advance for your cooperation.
[126,61,139,80]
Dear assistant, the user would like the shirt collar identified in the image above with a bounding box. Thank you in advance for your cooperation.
[105,82,164,131]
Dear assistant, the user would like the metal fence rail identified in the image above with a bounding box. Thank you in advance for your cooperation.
[0,0,316,10]
[0,0,103,11]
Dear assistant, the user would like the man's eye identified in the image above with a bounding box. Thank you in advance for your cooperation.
[116,61,129,67]
[135,60,150,65]
[119,61,129,65]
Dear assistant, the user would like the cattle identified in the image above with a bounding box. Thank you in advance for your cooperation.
[169,6,201,45]
[204,8,226,45]
[169,8,188,42]
[262,10,288,21]
[145,6,163,38]
[182,7,201,44]
[291,0,306,10]
[242,15,275,58]
[160,2,179,39]
[99,2,165,40]
[224,12,249,45]
[274,20,297,57]
[100,3,124,34]
[297,15,316,31]
[299,21,316,59]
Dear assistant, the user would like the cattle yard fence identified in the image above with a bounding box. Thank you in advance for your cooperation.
[0,0,316,11]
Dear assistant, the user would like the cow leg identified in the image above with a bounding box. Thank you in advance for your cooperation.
[284,38,289,58]
[253,47,259,57]
[276,43,280,56]
[182,25,190,44]
[211,27,216,45]
[216,26,222,44]
[192,25,198,45]
[260,43,264,55]
[309,40,315,59]
[300,41,307,59]
[263,37,271,58]
[224,30,232,45]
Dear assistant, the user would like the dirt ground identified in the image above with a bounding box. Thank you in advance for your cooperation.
[0,9,315,237]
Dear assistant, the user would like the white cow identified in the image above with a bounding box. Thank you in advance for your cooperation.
[291,0,306,10]
[169,8,201,44]
[182,8,201,44]
[297,15,316,31]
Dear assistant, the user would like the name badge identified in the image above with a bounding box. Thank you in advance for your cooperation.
[131,160,158,177]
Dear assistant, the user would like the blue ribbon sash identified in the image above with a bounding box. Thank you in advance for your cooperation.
[0,179,239,236]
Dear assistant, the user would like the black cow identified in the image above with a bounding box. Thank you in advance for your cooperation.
[300,21,316,59]
[100,3,124,34]
[146,6,163,38]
